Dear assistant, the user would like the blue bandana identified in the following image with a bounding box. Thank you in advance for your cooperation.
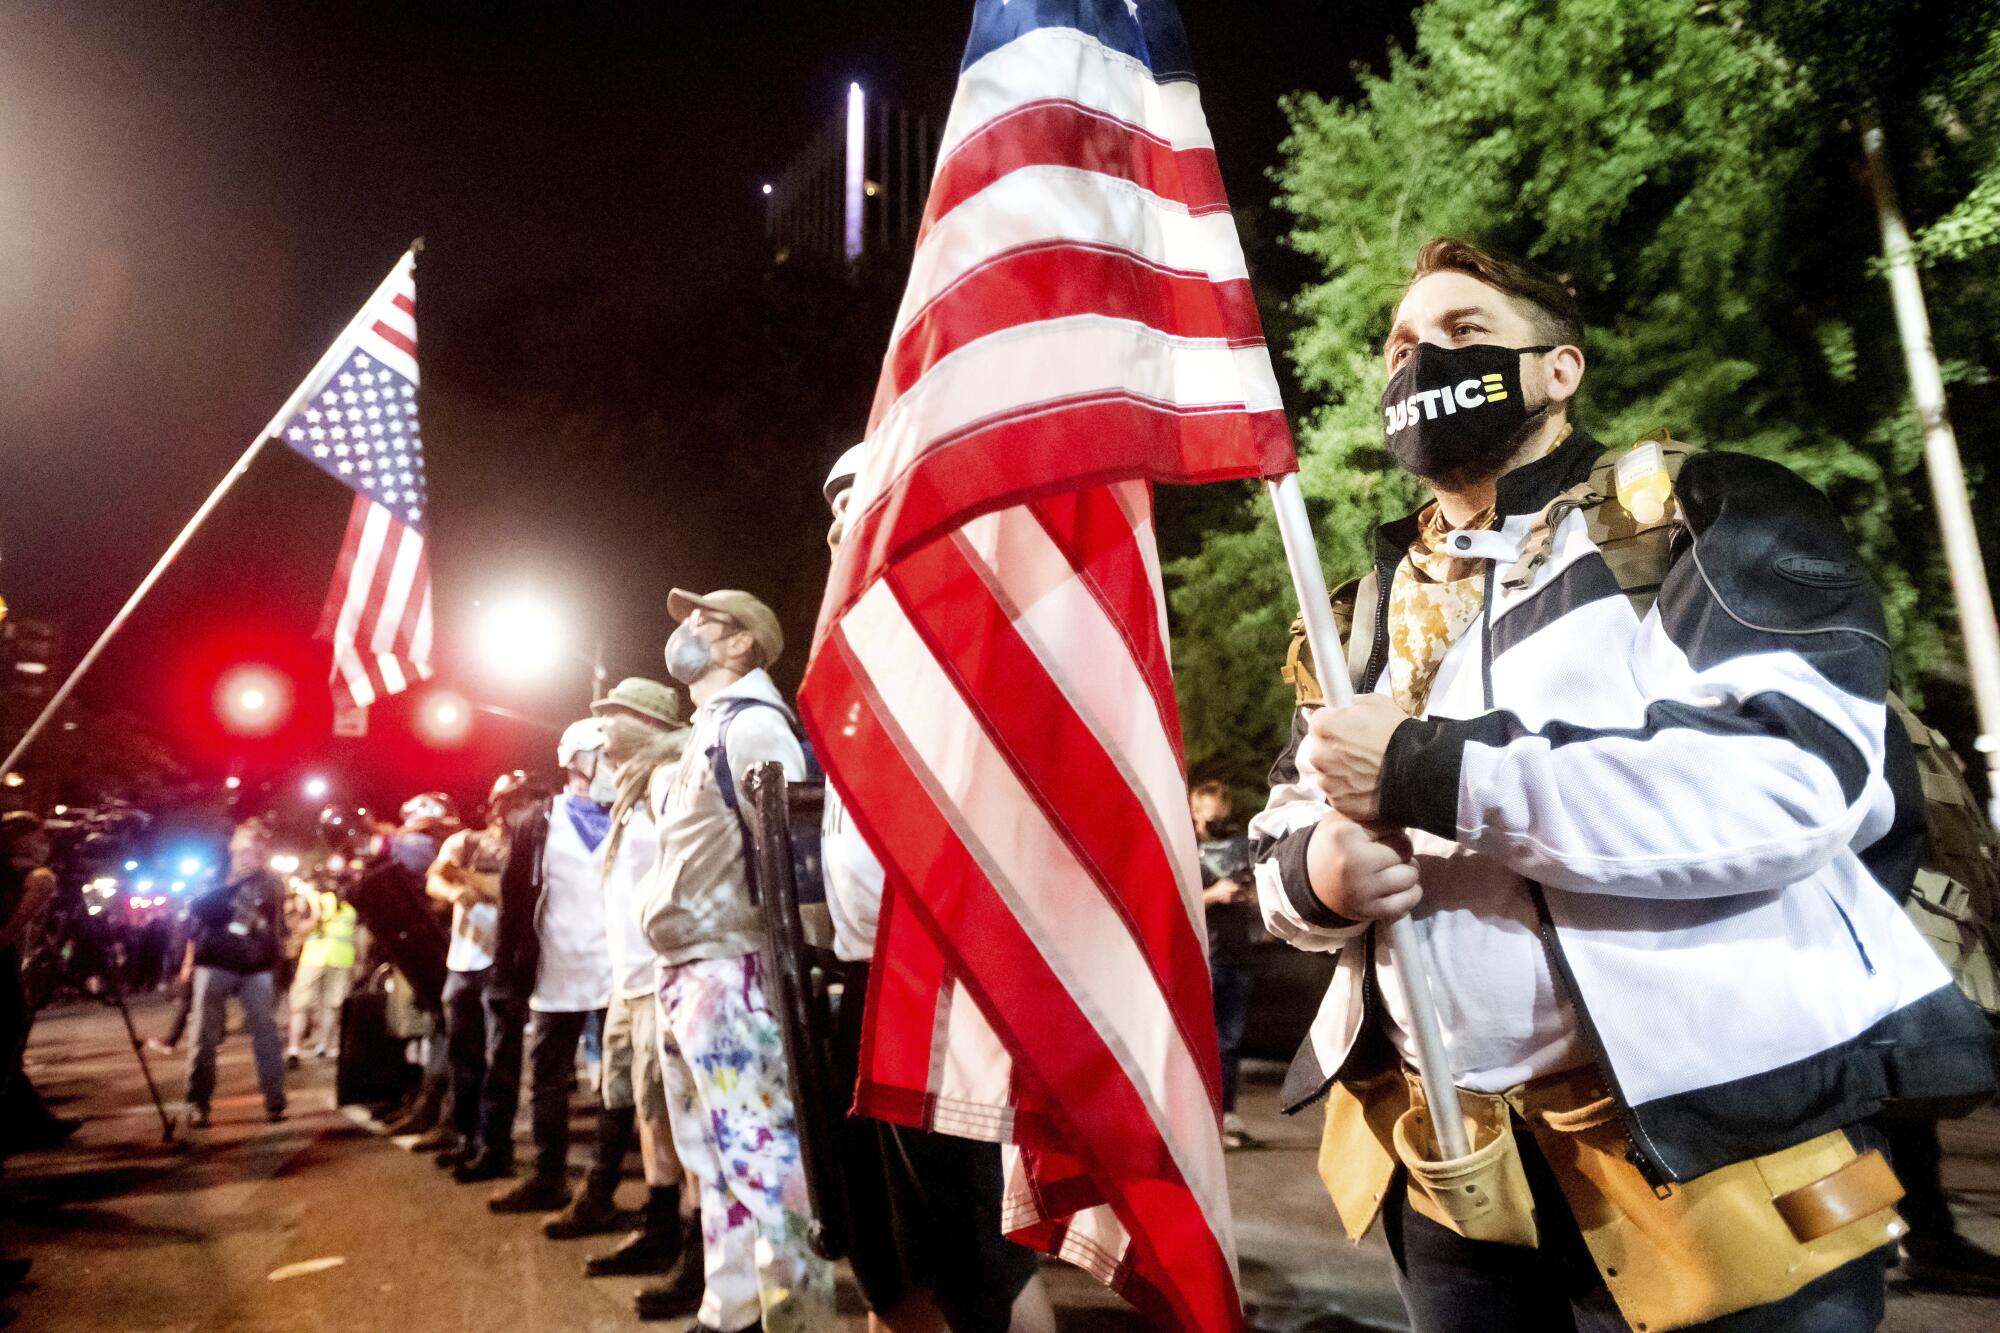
[562,792,611,852]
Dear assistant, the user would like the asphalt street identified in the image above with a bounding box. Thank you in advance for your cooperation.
[3,996,1995,1332]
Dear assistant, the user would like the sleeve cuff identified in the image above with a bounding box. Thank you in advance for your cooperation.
[1380,716,1467,840]
[1274,825,1357,930]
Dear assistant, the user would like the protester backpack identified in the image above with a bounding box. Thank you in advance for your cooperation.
[1284,432,2000,1016]
[708,697,826,905]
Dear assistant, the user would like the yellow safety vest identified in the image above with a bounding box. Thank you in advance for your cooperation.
[301,892,358,970]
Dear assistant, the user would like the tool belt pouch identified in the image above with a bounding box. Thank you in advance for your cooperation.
[1523,1087,1908,1332]
[1391,1092,1539,1248]
[1317,1072,1406,1242]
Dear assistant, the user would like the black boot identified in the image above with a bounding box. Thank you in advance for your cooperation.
[488,1171,571,1213]
[1894,1232,2000,1295]
[587,1186,683,1276]
[453,1151,515,1184]
[542,1178,626,1239]
[633,1209,704,1320]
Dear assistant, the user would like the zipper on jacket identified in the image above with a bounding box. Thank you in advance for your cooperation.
[1529,885,1675,1191]
[1360,553,1396,692]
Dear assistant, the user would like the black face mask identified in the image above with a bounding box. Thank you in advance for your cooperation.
[1380,342,1554,489]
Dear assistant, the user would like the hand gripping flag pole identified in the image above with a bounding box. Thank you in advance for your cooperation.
[1267,473,1471,1160]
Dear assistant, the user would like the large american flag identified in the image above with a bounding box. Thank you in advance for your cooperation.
[798,3,1294,1328]
[265,249,434,712]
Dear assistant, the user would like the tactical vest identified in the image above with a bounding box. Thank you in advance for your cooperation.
[1283,435,2000,1016]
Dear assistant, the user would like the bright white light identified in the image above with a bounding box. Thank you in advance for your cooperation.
[170,881,186,892]
[136,879,154,891]
[217,665,291,736]
[52,804,67,815]
[327,854,347,873]
[418,691,473,748]
[761,182,773,196]
[476,594,567,681]
[178,857,201,876]
[303,776,330,800]
[844,82,865,261]
[270,853,300,875]
[224,775,242,790]
[124,860,139,871]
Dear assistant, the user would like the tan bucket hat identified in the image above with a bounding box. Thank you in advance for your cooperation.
[590,677,685,729]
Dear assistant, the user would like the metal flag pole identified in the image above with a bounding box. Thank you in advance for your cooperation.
[1267,473,1471,1159]
[0,434,271,778]
[1860,115,2000,827]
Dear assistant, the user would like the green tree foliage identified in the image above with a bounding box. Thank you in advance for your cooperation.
[1170,0,2000,793]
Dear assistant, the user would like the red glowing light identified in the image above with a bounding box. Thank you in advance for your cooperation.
[417,690,474,748]
[215,665,293,737]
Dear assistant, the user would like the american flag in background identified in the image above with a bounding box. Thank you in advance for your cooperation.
[266,249,434,713]
[799,2,1295,1328]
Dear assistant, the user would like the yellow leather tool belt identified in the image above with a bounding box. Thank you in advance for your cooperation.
[1317,1066,1907,1332]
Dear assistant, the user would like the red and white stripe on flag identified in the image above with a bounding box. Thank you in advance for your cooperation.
[315,494,434,711]
[264,246,433,715]
[800,4,1297,1329]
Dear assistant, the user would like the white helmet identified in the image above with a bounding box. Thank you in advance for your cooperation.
[823,442,864,505]
[557,717,608,772]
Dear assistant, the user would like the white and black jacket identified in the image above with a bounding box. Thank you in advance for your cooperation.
[1252,431,1995,1184]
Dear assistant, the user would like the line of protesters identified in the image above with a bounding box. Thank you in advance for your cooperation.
[74,233,1999,1333]
[312,551,1057,1332]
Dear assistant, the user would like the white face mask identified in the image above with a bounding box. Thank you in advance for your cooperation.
[587,759,619,806]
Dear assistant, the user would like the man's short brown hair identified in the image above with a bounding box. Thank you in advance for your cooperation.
[1406,238,1584,348]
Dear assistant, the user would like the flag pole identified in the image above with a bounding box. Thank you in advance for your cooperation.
[1266,474,1471,1159]
[1860,115,2000,827]
[1,434,271,777]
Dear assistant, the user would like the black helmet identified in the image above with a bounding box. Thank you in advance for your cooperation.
[316,804,372,855]
[485,770,538,819]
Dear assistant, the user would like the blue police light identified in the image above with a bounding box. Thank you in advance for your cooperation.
[178,856,202,876]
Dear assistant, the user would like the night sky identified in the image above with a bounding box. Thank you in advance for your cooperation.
[0,1,1412,814]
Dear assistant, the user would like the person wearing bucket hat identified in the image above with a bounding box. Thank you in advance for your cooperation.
[486,719,623,1217]
[641,590,834,1329]
[548,678,702,1292]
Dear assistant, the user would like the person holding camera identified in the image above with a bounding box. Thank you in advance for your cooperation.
[183,818,288,1128]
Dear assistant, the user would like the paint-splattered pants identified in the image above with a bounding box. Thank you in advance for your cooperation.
[656,954,833,1333]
